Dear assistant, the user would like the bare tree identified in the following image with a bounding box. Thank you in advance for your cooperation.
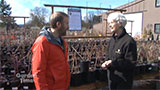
[28,7,48,28]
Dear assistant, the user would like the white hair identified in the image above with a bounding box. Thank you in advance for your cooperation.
[107,12,127,27]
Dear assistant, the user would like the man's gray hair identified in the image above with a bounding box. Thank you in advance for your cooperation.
[107,12,127,27]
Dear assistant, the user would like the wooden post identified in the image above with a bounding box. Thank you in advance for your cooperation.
[24,18,26,30]
[51,7,54,14]
[131,21,133,36]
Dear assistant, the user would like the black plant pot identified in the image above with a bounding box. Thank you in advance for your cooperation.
[95,69,108,82]
[98,69,108,82]
[134,65,139,76]
[70,73,83,86]
[145,64,152,73]
[139,64,146,74]
[95,69,100,81]
[81,72,88,84]
[87,70,96,83]
[80,61,89,73]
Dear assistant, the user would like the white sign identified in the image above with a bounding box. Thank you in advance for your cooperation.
[68,9,82,31]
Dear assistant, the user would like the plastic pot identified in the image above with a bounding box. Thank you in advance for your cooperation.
[80,61,89,73]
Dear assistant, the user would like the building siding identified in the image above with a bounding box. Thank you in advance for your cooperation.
[93,0,160,38]
[117,0,160,36]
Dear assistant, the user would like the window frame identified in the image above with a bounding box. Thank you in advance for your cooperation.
[155,0,160,7]
[154,23,160,34]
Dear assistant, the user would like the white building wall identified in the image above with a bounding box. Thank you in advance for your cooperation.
[124,12,143,37]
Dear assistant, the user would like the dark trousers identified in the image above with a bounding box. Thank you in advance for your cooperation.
[110,79,133,90]
[108,71,133,90]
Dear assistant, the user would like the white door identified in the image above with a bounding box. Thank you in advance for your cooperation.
[124,12,143,38]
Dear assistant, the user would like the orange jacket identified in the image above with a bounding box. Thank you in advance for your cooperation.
[32,27,70,90]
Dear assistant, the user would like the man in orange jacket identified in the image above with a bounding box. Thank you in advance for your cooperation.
[32,12,70,90]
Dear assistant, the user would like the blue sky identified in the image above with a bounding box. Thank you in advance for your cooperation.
[5,0,134,24]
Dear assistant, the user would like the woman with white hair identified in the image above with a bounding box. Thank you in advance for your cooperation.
[101,12,137,90]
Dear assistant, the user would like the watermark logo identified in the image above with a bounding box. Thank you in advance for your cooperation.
[16,73,33,83]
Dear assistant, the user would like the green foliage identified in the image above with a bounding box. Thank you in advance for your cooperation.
[0,0,11,16]
[0,0,13,28]
[86,12,102,29]
[27,7,48,28]
[81,20,87,27]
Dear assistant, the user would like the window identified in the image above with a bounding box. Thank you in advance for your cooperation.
[93,16,102,24]
[154,24,160,34]
[155,0,160,7]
